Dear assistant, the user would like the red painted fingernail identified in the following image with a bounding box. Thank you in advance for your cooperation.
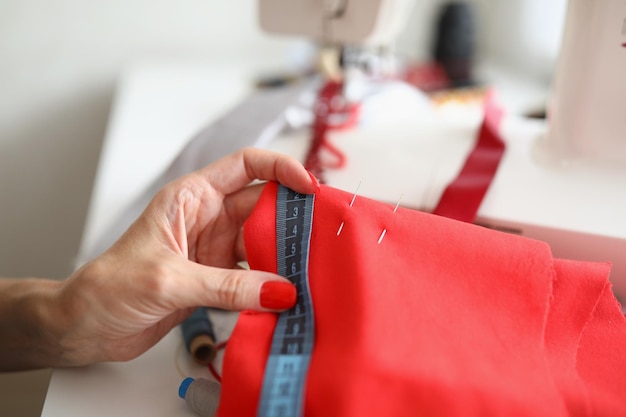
[307,170,320,192]
[260,281,297,310]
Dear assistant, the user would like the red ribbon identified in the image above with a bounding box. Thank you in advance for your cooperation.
[433,91,505,223]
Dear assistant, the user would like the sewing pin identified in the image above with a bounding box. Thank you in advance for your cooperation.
[337,179,362,237]
[378,194,404,245]
[377,229,387,245]
[349,179,362,207]
[393,194,404,213]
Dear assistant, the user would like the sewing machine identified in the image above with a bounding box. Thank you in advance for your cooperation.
[259,0,626,299]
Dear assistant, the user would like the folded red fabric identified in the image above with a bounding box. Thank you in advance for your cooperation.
[218,182,626,416]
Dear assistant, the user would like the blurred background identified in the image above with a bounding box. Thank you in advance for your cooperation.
[0,0,566,415]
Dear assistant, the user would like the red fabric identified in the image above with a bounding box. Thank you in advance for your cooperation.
[218,182,626,417]
[432,91,505,223]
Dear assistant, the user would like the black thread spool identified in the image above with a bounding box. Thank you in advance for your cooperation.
[433,2,476,87]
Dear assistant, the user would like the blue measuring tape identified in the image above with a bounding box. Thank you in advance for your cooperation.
[257,185,316,417]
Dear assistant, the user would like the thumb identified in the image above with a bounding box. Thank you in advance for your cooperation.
[174,258,297,312]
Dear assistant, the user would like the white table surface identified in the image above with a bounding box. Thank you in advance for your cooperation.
[41,63,256,417]
[78,63,255,259]
[41,62,626,416]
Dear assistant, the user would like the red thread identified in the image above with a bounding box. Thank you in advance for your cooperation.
[304,80,360,183]
[207,340,228,383]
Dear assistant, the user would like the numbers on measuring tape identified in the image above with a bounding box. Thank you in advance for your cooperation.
[258,185,315,417]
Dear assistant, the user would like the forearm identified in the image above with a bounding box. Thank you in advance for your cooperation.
[0,278,67,371]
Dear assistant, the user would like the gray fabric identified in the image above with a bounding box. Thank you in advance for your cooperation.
[78,81,313,265]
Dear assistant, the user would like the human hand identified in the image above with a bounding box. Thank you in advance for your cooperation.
[50,148,318,366]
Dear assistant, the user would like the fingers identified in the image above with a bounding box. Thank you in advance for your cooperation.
[224,182,265,222]
[221,184,264,261]
[171,258,296,312]
[199,148,319,196]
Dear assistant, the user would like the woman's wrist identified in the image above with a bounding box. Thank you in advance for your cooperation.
[0,278,67,371]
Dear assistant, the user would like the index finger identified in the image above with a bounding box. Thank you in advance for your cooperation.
[198,147,319,196]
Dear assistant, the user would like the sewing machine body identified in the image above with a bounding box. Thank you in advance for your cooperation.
[259,0,626,298]
[543,0,626,166]
[258,0,415,46]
